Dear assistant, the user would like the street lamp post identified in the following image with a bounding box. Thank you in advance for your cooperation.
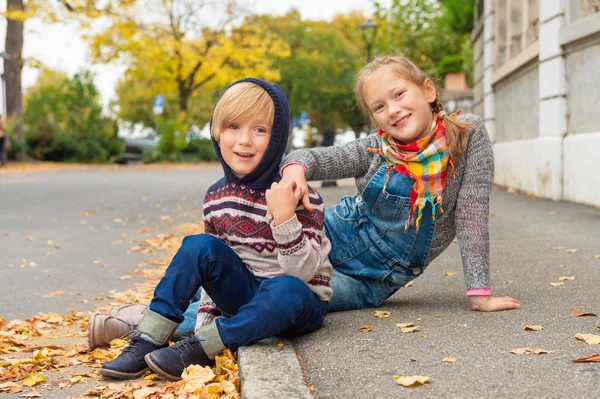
[360,20,378,64]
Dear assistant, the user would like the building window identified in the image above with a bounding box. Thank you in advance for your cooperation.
[495,0,539,68]
[570,0,600,22]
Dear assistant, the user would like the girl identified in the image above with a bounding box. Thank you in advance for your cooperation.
[279,56,519,312]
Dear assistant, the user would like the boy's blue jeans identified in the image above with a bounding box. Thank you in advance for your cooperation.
[149,234,328,350]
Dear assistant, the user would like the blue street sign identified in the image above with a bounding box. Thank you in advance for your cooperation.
[153,95,165,115]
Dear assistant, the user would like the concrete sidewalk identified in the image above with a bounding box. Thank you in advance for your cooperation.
[273,185,599,399]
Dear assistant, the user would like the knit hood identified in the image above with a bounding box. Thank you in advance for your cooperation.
[210,78,290,191]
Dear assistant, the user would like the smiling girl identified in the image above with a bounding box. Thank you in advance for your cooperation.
[280,55,520,313]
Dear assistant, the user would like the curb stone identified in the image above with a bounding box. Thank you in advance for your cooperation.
[238,338,313,399]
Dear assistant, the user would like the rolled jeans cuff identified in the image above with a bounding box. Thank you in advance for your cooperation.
[197,320,226,358]
[139,309,178,345]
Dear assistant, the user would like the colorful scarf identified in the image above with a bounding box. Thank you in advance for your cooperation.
[368,113,455,230]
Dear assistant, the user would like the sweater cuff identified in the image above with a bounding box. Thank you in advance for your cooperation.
[280,161,307,177]
[466,288,491,296]
[270,214,303,246]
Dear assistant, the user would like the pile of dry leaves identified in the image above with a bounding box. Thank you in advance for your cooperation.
[1,223,241,398]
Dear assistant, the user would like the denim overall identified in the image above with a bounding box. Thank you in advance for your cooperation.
[326,163,436,311]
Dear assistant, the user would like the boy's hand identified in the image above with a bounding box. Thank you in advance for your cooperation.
[281,164,312,211]
[469,295,520,311]
[266,180,303,226]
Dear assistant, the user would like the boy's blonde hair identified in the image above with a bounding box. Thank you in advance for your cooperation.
[211,82,275,141]
[355,56,472,164]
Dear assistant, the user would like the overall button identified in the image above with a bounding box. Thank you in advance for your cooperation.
[411,267,421,275]
[356,195,363,203]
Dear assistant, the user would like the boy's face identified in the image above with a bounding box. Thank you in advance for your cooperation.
[219,108,272,178]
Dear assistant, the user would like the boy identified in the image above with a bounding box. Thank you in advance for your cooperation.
[100,78,332,381]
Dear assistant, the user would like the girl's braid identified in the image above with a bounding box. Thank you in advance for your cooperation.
[430,92,443,114]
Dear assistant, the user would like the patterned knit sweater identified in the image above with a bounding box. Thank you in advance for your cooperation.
[282,114,492,296]
[196,182,333,327]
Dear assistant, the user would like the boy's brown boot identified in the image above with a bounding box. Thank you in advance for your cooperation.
[88,314,143,349]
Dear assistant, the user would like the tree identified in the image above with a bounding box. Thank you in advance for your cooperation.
[373,0,474,84]
[3,0,25,159]
[249,10,367,144]
[23,69,121,162]
[49,0,289,119]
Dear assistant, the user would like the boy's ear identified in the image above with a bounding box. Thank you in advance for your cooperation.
[423,78,437,103]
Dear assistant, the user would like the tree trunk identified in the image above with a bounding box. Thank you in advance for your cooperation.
[4,0,25,159]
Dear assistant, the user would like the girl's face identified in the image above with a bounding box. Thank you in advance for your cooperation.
[363,66,437,143]
[218,108,272,178]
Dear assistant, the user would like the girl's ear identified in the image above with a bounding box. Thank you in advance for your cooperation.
[423,78,437,103]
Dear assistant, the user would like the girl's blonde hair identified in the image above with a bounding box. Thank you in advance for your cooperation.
[355,56,472,164]
[211,82,275,141]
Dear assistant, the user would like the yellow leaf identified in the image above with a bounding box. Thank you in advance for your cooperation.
[401,326,420,334]
[42,290,64,298]
[181,364,216,393]
[507,187,516,193]
[442,357,457,363]
[549,282,564,287]
[511,347,554,355]
[393,375,432,388]
[565,249,577,254]
[109,338,127,349]
[396,322,415,329]
[357,325,372,333]
[22,371,47,387]
[445,272,455,277]
[523,325,543,331]
[558,276,575,281]
[133,387,160,399]
[277,342,284,347]
[504,280,514,284]
[404,281,413,287]
[575,333,600,345]
[373,311,390,318]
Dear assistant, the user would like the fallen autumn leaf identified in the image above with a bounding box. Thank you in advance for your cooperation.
[570,354,600,363]
[393,375,432,388]
[523,325,544,331]
[571,310,597,317]
[575,334,600,345]
[373,311,390,318]
[511,348,554,355]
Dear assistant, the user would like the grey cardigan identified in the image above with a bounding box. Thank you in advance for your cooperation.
[281,114,492,293]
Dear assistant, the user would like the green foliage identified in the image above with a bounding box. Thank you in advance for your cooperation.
[182,137,216,161]
[438,55,465,74]
[374,0,474,80]
[249,10,367,137]
[439,0,474,35]
[23,69,123,162]
[155,116,187,157]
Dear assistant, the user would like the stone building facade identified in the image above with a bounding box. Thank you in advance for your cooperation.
[472,0,600,207]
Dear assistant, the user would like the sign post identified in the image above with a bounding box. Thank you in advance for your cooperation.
[153,95,165,115]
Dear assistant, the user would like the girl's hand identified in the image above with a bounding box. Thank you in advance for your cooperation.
[265,180,303,226]
[469,295,520,312]
[281,164,312,211]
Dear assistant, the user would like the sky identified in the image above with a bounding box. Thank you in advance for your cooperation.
[0,0,380,112]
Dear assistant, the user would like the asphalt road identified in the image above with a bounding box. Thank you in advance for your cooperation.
[0,165,222,320]
[295,184,600,399]
[1,165,599,398]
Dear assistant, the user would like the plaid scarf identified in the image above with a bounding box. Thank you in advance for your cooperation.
[368,113,455,230]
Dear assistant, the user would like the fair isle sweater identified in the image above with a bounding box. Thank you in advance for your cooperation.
[196,182,333,327]
[282,114,493,296]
